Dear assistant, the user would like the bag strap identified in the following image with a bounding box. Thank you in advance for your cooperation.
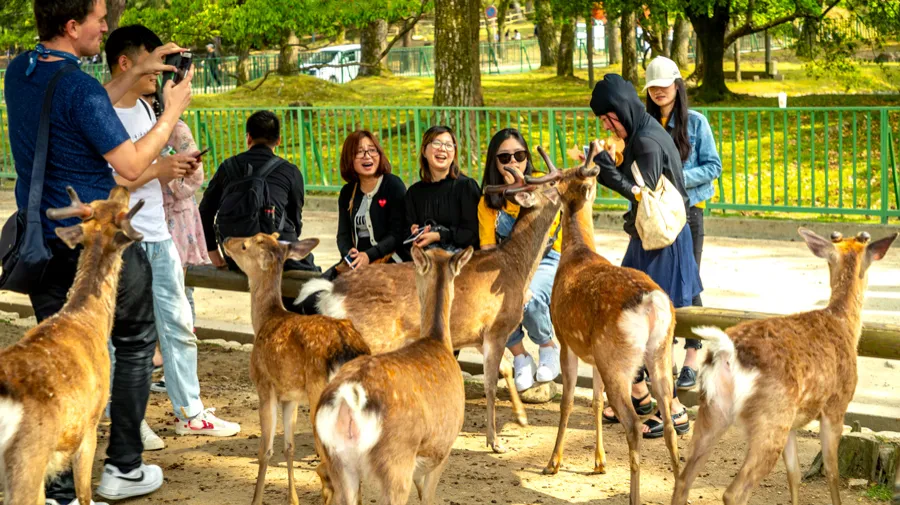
[27,64,77,224]
[137,98,154,121]
[254,155,285,180]
[629,161,646,189]
[222,156,239,183]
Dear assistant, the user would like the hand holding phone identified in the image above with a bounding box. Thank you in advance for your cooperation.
[403,226,428,245]
[193,147,210,160]
[164,51,193,85]
[343,253,356,269]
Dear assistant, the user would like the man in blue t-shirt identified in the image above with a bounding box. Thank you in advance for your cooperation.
[3,0,196,503]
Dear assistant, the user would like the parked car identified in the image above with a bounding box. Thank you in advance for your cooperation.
[300,44,361,84]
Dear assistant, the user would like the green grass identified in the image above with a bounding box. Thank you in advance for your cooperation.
[864,483,893,502]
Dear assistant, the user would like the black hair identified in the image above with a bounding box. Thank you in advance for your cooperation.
[646,78,691,163]
[35,0,95,42]
[105,25,163,73]
[246,110,281,145]
[481,128,534,210]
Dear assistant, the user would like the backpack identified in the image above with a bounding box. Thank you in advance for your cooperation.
[214,155,287,243]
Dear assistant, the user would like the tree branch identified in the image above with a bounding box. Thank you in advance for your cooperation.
[377,0,429,61]
[726,10,802,45]
[817,0,842,21]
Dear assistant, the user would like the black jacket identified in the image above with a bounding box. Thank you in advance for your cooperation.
[404,174,481,251]
[590,74,688,238]
[336,173,407,262]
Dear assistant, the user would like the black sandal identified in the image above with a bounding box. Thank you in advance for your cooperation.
[601,393,654,424]
[642,408,690,439]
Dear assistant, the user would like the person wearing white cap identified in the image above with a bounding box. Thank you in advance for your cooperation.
[643,56,722,392]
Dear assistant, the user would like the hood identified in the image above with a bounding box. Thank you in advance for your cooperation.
[589,74,649,138]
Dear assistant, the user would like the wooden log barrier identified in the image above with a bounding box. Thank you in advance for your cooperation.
[185,265,321,299]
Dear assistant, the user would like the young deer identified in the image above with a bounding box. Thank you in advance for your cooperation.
[298,172,561,452]
[315,246,472,505]
[223,233,371,505]
[534,142,680,505]
[0,187,144,505]
[672,228,898,505]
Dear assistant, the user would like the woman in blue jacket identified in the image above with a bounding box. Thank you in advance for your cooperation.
[644,56,722,391]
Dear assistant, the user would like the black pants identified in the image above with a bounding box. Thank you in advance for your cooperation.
[684,206,705,351]
[31,241,157,500]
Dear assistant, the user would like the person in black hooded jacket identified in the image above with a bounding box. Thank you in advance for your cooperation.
[590,73,702,439]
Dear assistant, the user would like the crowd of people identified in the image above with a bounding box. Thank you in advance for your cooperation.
[2,0,721,502]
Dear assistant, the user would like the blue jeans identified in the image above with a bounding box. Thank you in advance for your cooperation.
[507,250,560,347]
[141,239,204,418]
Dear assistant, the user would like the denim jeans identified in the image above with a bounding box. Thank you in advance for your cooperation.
[141,239,204,418]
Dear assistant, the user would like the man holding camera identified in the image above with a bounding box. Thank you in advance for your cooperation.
[105,24,240,448]
[3,0,193,502]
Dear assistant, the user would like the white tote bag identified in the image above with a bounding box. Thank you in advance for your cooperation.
[630,162,686,251]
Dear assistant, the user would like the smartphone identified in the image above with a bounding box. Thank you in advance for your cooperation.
[164,51,193,85]
[343,253,356,269]
[583,145,590,161]
[193,147,210,160]
[403,227,427,245]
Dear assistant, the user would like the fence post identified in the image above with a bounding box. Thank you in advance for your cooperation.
[548,111,557,164]
[882,109,891,224]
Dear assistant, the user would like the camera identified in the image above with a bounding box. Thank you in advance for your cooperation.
[163,51,193,85]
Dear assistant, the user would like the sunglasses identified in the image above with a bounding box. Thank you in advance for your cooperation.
[496,151,528,164]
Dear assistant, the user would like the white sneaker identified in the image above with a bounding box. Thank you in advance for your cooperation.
[140,419,165,451]
[149,377,166,393]
[175,408,241,437]
[46,500,109,505]
[536,344,561,383]
[96,463,163,500]
[513,354,536,392]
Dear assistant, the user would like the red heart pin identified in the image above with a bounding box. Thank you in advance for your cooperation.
[378,199,387,208]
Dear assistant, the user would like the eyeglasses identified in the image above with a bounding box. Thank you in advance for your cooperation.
[429,140,456,151]
[355,148,380,159]
[496,151,528,164]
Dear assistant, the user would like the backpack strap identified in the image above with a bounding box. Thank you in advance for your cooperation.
[254,155,285,180]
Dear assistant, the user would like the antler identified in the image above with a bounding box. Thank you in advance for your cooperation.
[483,166,537,195]
[578,140,602,178]
[525,146,564,185]
[46,187,94,221]
[115,200,146,242]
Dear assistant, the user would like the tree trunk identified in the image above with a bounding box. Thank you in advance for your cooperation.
[534,0,558,66]
[586,16,595,87]
[608,18,621,65]
[106,0,126,33]
[433,0,483,107]
[236,47,251,85]
[359,19,389,77]
[797,17,820,58]
[687,7,732,102]
[333,24,346,44]
[621,12,639,88]
[764,29,772,74]
[497,0,511,41]
[557,18,575,77]
[402,23,413,47]
[671,15,691,69]
[733,33,741,82]
[278,31,300,75]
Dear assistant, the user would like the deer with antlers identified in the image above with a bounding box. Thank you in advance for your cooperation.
[526,141,680,505]
[297,166,562,453]
[672,228,897,505]
[222,233,371,505]
[0,187,144,505]
[316,246,472,505]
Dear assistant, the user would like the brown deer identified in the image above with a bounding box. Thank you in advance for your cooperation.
[672,228,898,505]
[315,246,472,505]
[534,141,680,505]
[0,186,144,505]
[222,233,371,505]
[297,170,562,452]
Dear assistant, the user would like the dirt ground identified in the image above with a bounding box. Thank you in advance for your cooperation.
[0,321,881,505]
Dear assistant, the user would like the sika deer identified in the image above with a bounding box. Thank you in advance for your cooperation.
[316,246,472,505]
[535,142,680,505]
[298,170,561,452]
[223,233,371,505]
[0,186,144,505]
[672,228,898,505]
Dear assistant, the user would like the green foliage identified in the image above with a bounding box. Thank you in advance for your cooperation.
[121,0,228,47]
[0,0,36,51]
[864,483,893,502]
[334,0,431,27]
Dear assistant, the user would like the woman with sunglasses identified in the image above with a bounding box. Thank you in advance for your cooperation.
[335,130,407,271]
[404,125,481,253]
[478,129,562,392]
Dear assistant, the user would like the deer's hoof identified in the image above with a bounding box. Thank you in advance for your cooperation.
[516,412,529,427]
[542,464,560,476]
[491,442,508,454]
[591,464,607,475]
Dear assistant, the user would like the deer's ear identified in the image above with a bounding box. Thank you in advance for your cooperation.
[866,233,898,263]
[55,224,84,249]
[109,186,130,205]
[513,191,536,208]
[411,246,430,273]
[450,246,474,276]
[798,228,835,260]
[286,238,319,261]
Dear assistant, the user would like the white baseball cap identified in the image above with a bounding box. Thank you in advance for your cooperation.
[642,56,682,92]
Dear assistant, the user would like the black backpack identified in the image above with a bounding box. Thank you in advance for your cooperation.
[214,155,287,243]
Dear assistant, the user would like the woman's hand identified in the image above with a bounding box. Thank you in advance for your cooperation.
[414,231,441,248]
[349,249,370,269]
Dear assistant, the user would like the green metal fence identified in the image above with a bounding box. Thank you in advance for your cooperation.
[2,105,896,222]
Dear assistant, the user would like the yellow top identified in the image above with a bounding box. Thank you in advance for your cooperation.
[661,116,706,209]
[478,195,563,254]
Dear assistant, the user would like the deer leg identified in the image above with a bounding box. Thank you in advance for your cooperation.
[377,454,416,505]
[498,355,528,427]
[591,366,607,474]
[671,399,731,505]
[648,353,680,476]
[251,388,278,505]
[604,370,643,505]
[72,425,99,505]
[543,342,578,475]
[329,456,361,505]
[820,413,845,505]
[482,339,508,453]
[312,411,335,505]
[419,455,450,505]
[3,438,50,505]
[723,420,791,505]
[283,401,300,505]
[782,430,800,505]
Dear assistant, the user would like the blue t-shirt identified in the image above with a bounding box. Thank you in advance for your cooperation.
[4,53,130,239]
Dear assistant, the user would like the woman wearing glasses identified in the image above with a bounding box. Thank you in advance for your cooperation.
[336,130,407,270]
[404,125,481,252]
[477,128,562,392]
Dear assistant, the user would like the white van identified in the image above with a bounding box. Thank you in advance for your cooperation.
[300,44,361,84]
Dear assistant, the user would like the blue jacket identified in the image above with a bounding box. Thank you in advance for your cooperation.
[666,110,723,207]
